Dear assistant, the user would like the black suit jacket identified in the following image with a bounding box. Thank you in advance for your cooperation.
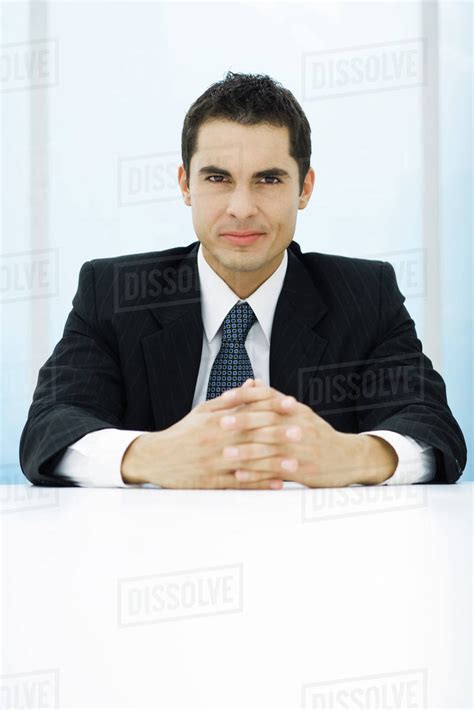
[19,239,467,486]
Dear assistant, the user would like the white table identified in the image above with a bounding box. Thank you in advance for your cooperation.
[1,481,472,710]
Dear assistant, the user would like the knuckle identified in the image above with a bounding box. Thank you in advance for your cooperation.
[261,445,273,460]
[200,410,214,428]
[269,428,281,444]
[274,458,285,475]
[241,443,254,458]
[265,397,277,411]
[237,412,247,428]
[271,411,280,424]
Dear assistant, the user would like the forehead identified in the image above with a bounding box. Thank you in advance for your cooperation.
[193,118,292,169]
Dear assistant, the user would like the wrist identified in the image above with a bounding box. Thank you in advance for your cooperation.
[121,433,153,484]
[350,433,399,485]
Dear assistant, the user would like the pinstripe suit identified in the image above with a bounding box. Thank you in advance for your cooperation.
[19,239,467,486]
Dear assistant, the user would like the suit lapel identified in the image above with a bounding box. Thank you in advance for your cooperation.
[141,243,203,431]
[270,246,329,402]
[141,241,329,431]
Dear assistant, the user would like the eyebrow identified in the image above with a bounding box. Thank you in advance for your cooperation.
[198,165,291,180]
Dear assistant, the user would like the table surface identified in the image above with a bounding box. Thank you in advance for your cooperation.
[1,482,472,710]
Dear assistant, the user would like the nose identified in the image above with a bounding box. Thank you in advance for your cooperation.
[225,186,258,220]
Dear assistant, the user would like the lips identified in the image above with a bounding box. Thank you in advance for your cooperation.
[222,232,265,237]
[220,231,266,245]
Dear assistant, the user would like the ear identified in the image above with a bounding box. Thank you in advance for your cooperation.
[178,164,191,206]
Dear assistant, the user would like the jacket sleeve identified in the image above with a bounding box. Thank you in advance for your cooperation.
[19,261,127,486]
[355,260,467,483]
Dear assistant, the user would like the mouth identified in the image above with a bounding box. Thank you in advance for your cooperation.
[220,232,266,245]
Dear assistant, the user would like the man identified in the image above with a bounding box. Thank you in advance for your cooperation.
[19,71,467,488]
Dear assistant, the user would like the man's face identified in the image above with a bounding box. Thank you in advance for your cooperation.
[178,118,315,291]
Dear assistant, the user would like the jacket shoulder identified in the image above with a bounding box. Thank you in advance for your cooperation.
[87,241,198,271]
[291,241,385,273]
[289,241,391,306]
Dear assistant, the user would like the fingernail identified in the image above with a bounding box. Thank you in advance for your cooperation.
[281,397,295,409]
[285,426,301,440]
[223,447,239,459]
[270,480,283,489]
[220,415,236,429]
[235,471,250,481]
[281,458,297,472]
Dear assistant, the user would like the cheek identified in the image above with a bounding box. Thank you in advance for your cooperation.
[261,192,297,217]
[265,205,296,232]
[192,195,221,220]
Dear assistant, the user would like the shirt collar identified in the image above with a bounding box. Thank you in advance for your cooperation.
[197,241,289,345]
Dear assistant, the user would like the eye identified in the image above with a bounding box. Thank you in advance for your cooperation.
[259,176,281,185]
[206,175,281,184]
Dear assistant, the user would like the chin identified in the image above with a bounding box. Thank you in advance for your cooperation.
[220,254,267,272]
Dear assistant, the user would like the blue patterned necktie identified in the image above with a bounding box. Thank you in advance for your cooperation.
[206,301,257,400]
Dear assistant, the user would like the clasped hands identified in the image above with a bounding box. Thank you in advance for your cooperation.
[213,378,379,488]
[122,376,398,487]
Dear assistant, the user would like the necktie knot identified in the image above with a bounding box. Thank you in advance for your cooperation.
[221,301,257,343]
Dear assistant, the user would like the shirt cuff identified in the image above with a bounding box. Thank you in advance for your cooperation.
[53,428,159,487]
[357,429,437,485]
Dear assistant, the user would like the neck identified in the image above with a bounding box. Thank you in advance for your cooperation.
[201,247,285,299]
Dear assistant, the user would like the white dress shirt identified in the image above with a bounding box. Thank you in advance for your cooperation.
[54,243,436,487]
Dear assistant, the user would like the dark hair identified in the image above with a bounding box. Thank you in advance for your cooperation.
[181,71,311,195]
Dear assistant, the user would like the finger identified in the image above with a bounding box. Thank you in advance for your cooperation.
[219,409,303,439]
[222,441,280,463]
[232,425,302,447]
[241,378,256,388]
[216,384,278,407]
[227,383,279,402]
[210,388,297,415]
[230,451,299,477]
[222,439,300,471]
[200,380,260,412]
[216,474,284,490]
[234,478,284,490]
[233,469,288,485]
